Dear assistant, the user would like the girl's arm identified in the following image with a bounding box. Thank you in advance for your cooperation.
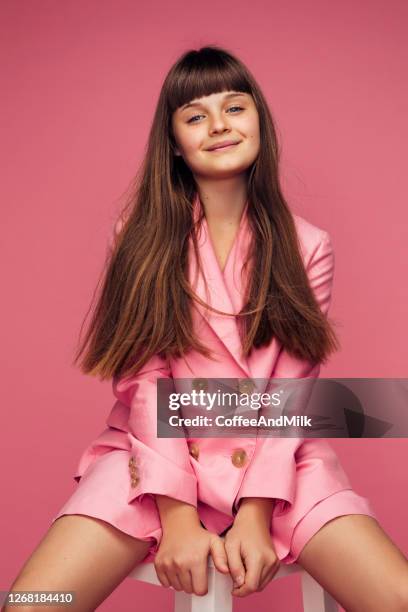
[112,347,228,596]
[155,494,202,531]
[112,353,198,510]
[235,497,275,531]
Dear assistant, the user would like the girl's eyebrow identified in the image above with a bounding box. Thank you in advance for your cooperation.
[180,92,247,112]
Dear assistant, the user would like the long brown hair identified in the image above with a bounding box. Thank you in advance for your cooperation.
[73,45,340,381]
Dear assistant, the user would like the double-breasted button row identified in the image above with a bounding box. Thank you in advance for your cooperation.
[128,456,140,488]
[192,378,256,395]
[188,443,247,468]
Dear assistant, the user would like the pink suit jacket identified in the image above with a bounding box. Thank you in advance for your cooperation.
[73,194,354,562]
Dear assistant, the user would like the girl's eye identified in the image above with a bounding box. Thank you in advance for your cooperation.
[228,106,244,114]
[186,106,244,124]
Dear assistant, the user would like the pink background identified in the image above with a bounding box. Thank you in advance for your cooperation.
[1,0,407,609]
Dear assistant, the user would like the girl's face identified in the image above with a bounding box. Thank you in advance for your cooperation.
[171,90,260,180]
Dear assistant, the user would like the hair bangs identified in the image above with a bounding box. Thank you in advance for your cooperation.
[166,48,253,114]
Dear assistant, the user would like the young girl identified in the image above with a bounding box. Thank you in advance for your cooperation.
[6,46,408,611]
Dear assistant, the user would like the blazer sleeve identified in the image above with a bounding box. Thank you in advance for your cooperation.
[233,231,336,512]
[106,217,198,508]
[110,359,198,508]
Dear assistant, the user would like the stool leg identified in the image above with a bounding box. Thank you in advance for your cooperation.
[301,571,338,612]
[174,567,233,612]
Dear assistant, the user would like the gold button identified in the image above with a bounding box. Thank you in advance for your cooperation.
[192,378,209,392]
[238,379,255,395]
[231,448,247,468]
[188,442,200,460]
[129,456,139,480]
[131,477,140,488]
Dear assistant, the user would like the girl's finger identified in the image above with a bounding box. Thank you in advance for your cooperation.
[258,563,269,586]
[239,554,263,592]
[257,567,274,591]
[225,541,246,587]
[210,536,230,574]
[175,569,193,593]
[258,562,279,591]
[190,560,209,596]
[169,572,184,591]
[155,567,171,588]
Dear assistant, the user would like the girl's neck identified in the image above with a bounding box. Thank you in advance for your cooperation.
[196,178,248,226]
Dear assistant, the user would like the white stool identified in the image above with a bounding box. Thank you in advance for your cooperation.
[129,555,339,611]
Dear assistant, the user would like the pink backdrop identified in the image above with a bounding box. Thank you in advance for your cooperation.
[1,0,407,609]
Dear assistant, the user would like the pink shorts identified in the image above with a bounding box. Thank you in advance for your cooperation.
[51,449,377,565]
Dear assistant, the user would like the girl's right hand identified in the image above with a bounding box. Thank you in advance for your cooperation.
[154,522,230,596]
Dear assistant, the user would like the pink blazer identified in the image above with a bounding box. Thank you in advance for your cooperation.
[73,193,353,562]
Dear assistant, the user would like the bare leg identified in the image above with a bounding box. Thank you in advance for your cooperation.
[296,514,408,612]
[2,514,152,612]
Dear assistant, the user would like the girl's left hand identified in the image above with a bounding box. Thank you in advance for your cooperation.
[224,498,280,597]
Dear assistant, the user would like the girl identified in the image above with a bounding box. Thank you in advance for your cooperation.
[6,46,408,611]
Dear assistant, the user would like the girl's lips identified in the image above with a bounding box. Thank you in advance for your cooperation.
[207,142,241,152]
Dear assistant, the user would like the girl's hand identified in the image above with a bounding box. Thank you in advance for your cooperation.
[155,521,230,596]
[225,497,280,597]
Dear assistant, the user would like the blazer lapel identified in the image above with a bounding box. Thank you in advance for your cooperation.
[188,193,251,376]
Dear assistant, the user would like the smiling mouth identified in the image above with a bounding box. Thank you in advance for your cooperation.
[207,142,241,152]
